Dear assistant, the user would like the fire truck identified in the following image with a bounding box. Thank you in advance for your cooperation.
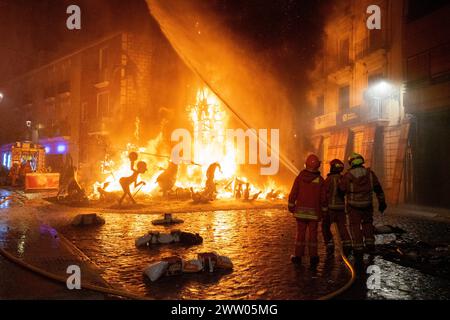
[0,141,59,191]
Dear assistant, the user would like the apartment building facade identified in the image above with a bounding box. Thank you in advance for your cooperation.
[0,29,192,185]
[309,0,408,204]
[403,0,450,208]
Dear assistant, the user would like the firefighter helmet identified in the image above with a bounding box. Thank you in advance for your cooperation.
[330,159,345,173]
[136,161,147,173]
[348,152,364,167]
[305,154,321,172]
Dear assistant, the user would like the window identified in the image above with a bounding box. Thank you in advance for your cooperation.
[430,43,450,78]
[369,29,384,50]
[96,92,110,118]
[339,86,350,111]
[99,47,109,70]
[407,53,429,83]
[59,96,71,118]
[316,95,324,116]
[339,38,350,66]
[407,0,449,22]
[81,102,88,122]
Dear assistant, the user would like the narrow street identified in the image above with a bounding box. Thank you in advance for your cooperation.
[1,189,449,300]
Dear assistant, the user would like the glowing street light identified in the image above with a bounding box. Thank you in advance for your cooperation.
[368,80,395,99]
[0,92,4,103]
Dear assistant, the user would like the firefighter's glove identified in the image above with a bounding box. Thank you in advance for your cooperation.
[379,201,387,213]
[288,203,296,214]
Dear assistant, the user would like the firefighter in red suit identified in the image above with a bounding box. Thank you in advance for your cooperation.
[288,154,327,267]
[322,159,352,256]
[339,153,387,256]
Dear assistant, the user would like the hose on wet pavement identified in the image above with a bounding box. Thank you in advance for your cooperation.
[317,223,356,300]
[0,245,151,300]
[0,223,355,300]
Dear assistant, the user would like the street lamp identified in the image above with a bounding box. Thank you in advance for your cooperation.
[368,80,395,99]
[0,92,4,103]
[365,80,402,123]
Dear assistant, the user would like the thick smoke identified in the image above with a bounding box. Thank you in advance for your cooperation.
[146,0,327,184]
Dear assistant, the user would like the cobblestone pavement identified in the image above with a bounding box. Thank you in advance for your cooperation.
[0,190,111,299]
[1,188,450,300]
[340,213,450,300]
[59,209,351,300]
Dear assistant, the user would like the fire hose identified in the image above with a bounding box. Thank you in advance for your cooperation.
[148,3,300,177]
[0,222,355,300]
[317,223,356,300]
[0,235,150,300]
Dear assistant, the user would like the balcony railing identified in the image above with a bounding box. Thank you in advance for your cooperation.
[314,112,337,130]
[57,81,71,94]
[87,117,112,135]
[95,68,111,88]
[365,98,390,122]
[313,100,391,131]
[338,106,361,125]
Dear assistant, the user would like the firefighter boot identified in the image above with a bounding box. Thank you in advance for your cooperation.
[326,242,335,256]
[343,245,352,257]
[365,244,376,254]
[310,256,320,268]
[290,255,302,265]
[365,238,376,253]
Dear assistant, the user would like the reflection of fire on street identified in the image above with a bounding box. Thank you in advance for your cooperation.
[91,88,285,204]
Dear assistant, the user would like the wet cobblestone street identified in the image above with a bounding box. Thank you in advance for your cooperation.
[1,188,450,300]
[58,209,450,300]
[60,209,350,300]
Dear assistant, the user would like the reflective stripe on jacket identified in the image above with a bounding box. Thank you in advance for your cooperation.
[288,169,326,220]
[324,173,345,210]
[339,166,385,208]
[293,207,319,220]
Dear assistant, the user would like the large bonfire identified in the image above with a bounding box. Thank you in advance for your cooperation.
[91,88,284,201]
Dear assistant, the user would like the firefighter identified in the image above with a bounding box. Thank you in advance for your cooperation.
[8,162,20,187]
[339,152,387,256]
[288,154,327,267]
[18,160,33,186]
[322,159,352,256]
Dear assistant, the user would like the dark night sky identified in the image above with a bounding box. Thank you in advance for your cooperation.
[0,0,328,106]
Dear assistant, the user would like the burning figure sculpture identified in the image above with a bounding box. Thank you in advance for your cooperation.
[156,161,178,197]
[118,152,147,206]
[204,162,221,199]
[191,162,221,203]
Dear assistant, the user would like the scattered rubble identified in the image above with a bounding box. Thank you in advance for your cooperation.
[151,213,184,225]
[71,213,105,227]
[135,230,203,247]
[144,252,233,282]
[373,225,450,279]
[374,224,406,235]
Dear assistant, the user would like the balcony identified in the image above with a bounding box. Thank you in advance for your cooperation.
[325,57,353,75]
[313,100,391,132]
[314,112,337,130]
[43,87,56,100]
[87,117,112,135]
[355,32,387,60]
[364,98,390,122]
[94,68,111,88]
[338,106,361,126]
[57,81,71,95]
